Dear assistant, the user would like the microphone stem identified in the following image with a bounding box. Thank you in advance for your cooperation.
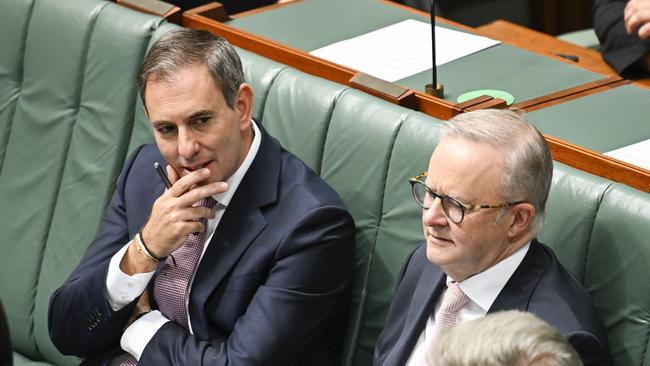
[431,0,436,87]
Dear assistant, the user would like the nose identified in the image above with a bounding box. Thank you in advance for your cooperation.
[422,196,448,227]
[177,127,200,161]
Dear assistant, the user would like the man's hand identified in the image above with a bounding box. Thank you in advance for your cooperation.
[625,0,650,39]
[120,166,227,275]
[142,166,227,258]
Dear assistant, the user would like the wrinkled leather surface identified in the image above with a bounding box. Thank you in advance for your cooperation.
[263,68,345,173]
[0,0,168,364]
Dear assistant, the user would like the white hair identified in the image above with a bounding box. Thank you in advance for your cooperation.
[425,310,583,366]
[441,110,553,234]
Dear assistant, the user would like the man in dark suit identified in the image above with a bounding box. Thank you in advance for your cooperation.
[373,110,611,366]
[48,29,354,365]
[595,0,650,74]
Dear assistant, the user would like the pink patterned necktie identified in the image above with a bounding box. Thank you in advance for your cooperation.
[433,282,470,334]
[153,196,217,329]
[121,197,217,365]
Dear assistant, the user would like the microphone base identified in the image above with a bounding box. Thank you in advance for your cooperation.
[425,83,444,98]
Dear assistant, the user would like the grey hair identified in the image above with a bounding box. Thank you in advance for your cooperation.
[138,29,245,109]
[425,310,583,366]
[441,109,553,233]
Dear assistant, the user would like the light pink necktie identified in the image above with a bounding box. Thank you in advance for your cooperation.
[433,282,470,333]
[121,197,217,365]
[153,196,217,328]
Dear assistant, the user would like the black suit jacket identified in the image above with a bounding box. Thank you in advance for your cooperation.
[374,240,612,366]
[594,0,650,74]
[48,126,355,365]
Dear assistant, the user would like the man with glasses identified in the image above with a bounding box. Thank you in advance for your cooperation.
[373,110,611,366]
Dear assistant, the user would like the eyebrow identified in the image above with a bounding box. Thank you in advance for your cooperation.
[151,109,214,127]
[425,180,473,204]
[151,120,174,129]
[187,109,213,121]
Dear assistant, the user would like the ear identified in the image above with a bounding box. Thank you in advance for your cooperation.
[507,203,535,240]
[235,83,254,131]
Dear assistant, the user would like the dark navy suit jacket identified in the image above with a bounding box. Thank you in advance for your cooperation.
[49,127,355,365]
[373,240,613,366]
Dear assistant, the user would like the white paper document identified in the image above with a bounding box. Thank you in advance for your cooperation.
[309,19,500,82]
[605,139,650,171]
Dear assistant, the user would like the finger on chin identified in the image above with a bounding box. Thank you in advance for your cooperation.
[166,164,180,184]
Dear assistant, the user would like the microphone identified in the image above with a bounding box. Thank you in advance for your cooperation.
[425,0,444,98]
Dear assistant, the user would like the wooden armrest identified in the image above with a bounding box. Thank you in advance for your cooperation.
[117,0,182,24]
[185,2,231,22]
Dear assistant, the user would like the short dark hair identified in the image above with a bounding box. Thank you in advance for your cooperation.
[138,29,245,109]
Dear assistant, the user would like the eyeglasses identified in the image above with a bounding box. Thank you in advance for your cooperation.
[409,172,524,224]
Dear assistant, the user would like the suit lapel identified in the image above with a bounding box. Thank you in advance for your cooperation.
[489,240,548,313]
[390,263,446,365]
[186,125,281,338]
[189,185,267,338]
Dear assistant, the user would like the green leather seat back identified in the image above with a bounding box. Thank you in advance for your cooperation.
[346,112,443,366]
[263,68,346,174]
[0,0,115,358]
[0,0,34,174]
[537,163,612,281]
[32,6,171,365]
[587,184,650,366]
[12,352,52,366]
[320,90,414,366]
[127,22,179,155]
[237,47,286,123]
[0,0,174,364]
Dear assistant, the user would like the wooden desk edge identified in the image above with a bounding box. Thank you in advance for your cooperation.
[511,77,628,112]
[117,0,182,24]
[182,3,650,193]
[182,11,457,120]
[546,136,650,192]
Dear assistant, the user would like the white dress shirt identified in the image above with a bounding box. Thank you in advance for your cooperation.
[405,242,530,366]
[104,120,261,360]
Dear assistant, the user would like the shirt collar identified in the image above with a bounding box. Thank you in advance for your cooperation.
[446,242,530,313]
[213,120,261,207]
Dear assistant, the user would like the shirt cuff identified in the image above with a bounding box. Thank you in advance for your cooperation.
[105,241,155,311]
[121,310,169,360]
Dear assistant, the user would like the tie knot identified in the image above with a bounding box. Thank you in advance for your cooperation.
[435,282,470,332]
[440,282,469,314]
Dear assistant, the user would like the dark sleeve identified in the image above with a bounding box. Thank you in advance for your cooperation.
[139,205,355,365]
[594,0,650,74]
[566,330,614,366]
[0,300,11,366]
[373,242,424,366]
[48,146,146,357]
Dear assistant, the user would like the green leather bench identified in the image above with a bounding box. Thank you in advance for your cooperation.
[1,1,649,366]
